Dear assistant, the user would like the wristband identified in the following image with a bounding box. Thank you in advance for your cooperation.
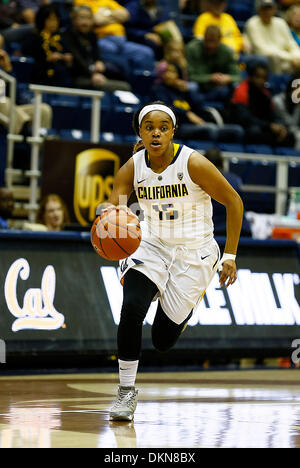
[218,253,236,272]
[220,253,236,264]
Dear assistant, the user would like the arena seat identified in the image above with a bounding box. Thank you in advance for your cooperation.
[10,56,35,84]
[59,130,125,143]
[128,70,156,99]
[179,14,197,41]
[274,147,300,157]
[101,132,124,143]
[244,144,274,155]
[50,100,79,130]
[17,83,34,105]
[226,0,255,29]
[186,140,216,151]
[229,159,276,213]
[217,143,245,153]
[59,129,90,141]
[288,165,300,188]
[267,73,292,96]
[123,134,139,143]
[216,124,245,143]
[49,95,80,106]
[112,105,137,135]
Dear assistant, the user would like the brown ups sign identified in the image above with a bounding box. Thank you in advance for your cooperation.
[42,140,132,225]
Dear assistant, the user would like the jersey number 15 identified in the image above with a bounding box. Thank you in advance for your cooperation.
[152,203,179,220]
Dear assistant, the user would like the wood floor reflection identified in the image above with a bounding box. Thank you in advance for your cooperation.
[0,370,300,448]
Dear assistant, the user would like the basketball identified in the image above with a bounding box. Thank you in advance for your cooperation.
[91,207,141,261]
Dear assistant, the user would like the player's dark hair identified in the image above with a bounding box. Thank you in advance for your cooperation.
[132,101,178,136]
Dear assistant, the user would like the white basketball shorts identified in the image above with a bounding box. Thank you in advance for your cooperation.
[119,238,220,325]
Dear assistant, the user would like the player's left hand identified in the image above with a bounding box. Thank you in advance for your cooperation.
[219,260,237,288]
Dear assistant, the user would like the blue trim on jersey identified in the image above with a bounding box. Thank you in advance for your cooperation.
[171,144,183,165]
[144,144,184,169]
[144,149,150,168]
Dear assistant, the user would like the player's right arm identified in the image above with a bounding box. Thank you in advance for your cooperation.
[96,157,134,216]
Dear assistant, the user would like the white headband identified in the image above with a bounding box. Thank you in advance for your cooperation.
[138,104,176,127]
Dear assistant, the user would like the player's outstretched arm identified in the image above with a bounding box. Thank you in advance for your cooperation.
[188,151,244,288]
[96,157,134,216]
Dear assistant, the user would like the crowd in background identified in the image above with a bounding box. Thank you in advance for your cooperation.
[0,0,300,232]
[0,0,300,146]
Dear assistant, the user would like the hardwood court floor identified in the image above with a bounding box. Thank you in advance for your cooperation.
[0,369,300,448]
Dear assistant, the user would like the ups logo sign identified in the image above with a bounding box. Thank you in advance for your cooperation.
[74,149,120,225]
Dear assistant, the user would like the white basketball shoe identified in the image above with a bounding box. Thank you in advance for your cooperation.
[109,386,139,421]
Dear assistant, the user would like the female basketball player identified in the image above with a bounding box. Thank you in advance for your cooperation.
[96,101,243,421]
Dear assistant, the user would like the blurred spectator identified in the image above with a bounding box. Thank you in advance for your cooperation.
[0,0,21,32]
[74,0,155,77]
[62,5,131,91]
[180,0,189,12]
[204,147,252,237]
[125,0,172,60]
[156,40,189,91]
[19,0,50,24]
[154,40,218,139]
[273,76,300,149]
[186,25,241,104]
[21,4,73,87]
[0,186,14,229]
[229,62,295,146]
[180,0,204,14]
[0,47,12,74]
[245,0,300,74]
[0,0,34,49]
[35,194,70,231]
[154,62,218,140]
[276,0,300,12]
[286,5,300,46]
[193,0,246,57]
[0,47,52,134]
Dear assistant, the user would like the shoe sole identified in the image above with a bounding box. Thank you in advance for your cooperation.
[109,413,134,421]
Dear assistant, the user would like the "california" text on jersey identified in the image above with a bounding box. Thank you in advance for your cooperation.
[137,183,189,200]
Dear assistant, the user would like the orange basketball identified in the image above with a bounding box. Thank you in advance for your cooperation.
[91,207,141,261]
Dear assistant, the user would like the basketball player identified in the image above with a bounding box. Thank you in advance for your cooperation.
[96,101,243,421]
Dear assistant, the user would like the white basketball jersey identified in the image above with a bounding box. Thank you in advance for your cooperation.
[133,144,214,248]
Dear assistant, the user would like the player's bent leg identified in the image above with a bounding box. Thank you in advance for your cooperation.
[151,302,193,353]
[110,268,158,421]
[117,268,158,361]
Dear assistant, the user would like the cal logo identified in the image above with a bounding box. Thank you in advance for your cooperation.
[74,149,120,226]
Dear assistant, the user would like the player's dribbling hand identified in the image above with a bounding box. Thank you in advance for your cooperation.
[117,205,135,215]
[219,260,237,288]
[96,203,115,218]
